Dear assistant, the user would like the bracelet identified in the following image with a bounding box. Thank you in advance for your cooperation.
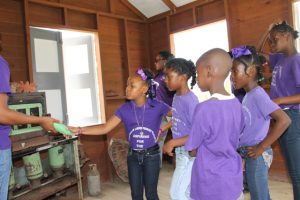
[77,127,83,135]
[159,128,163,133]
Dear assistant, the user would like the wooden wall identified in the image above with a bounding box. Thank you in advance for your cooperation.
[0,0,295,183]
[0,1,28,81]
[148,0,293,181]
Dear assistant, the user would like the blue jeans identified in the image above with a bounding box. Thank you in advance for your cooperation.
[0,149,12,200]
[245,148,272,200]
[169,147,194,200]
[127,145,160,200]
[279,109,300,200]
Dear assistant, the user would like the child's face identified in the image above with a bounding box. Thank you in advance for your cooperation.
[154,55,166,71]
[164,68,183,91]
[269,31,288,53]
[125,76,148,100]
[196,63,209,92]
[231,60,250,90]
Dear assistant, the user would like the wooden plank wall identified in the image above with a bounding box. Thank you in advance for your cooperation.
[148,0,293,181]
[0,1,28,81]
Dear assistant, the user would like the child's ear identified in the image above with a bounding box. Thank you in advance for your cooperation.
[246,66,256,78]
[142,84,149,94]
[182,74,189,82]
[207,65,213,78]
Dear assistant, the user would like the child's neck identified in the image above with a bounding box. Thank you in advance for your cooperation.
[244,81,258,92]
[209,81,229,96]
[176,84,190,96]
[285,45,297,56]
[134,96,147,107]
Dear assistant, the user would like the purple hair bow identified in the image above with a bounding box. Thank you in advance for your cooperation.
[231,46,252,59]
[137,68,147,80]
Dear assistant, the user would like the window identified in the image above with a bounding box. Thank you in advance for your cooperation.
[30,28,104,127]
[293,1,300,51]
[170,20,231,102]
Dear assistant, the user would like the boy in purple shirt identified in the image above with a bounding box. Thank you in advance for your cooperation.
[185,48,244,200]
[0,56,58,199]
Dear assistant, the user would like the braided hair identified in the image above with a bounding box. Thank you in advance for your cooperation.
[270,21,299,39]
[230,46,265,83]
[165,58,197,89]
[158,51,175,61]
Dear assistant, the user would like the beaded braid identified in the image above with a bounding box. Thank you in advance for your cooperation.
[270,21,299,39]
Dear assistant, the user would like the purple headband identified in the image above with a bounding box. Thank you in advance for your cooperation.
[136,68,147,80]
[231,46,252,59]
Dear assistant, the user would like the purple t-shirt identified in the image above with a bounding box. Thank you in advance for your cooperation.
[115,99,169,150]
[240,86,280,147]
[154,71,175,106]
[171,91,198,139]
[0,56,12,150]
[185,97,243,200]
[269,53,300,109]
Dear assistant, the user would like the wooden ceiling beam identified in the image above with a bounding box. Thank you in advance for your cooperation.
[120,0,147,21]
[148,0,217,23]
[162,0,177,13]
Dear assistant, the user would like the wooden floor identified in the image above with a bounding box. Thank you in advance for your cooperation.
[84,162,293,200]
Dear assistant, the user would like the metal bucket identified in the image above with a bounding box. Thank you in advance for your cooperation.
[22,152,43,180]
[48,145,65,169]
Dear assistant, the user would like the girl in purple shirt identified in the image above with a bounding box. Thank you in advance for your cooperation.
[163,58,199,200]
[70,68,170,200]
[267,21,300,200]
[231,45,290,200]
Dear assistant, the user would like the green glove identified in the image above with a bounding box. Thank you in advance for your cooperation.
[53,123,72,136]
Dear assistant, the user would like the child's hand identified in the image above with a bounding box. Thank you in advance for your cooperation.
[156,128,167,142]
[155,129,162,142]
[272,98,283,105]
[247,145,264,159]
[40,117,59,133]
[189,149,197,157]
[68,126,80,135]
[163,141,174,157]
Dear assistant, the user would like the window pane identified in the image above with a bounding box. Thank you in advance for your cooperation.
[34,39,59,72]
[39,89,64,121]
[64,44,90,75]
[67,88,94,124]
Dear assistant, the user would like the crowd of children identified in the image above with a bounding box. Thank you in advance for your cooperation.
[71,21,298,200]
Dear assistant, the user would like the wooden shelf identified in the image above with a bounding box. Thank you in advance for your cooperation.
[106,96,127,100]
[12,174,77,200]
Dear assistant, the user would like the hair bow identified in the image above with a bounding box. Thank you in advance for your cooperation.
[136,68,147,80]
[231,46,252,59]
